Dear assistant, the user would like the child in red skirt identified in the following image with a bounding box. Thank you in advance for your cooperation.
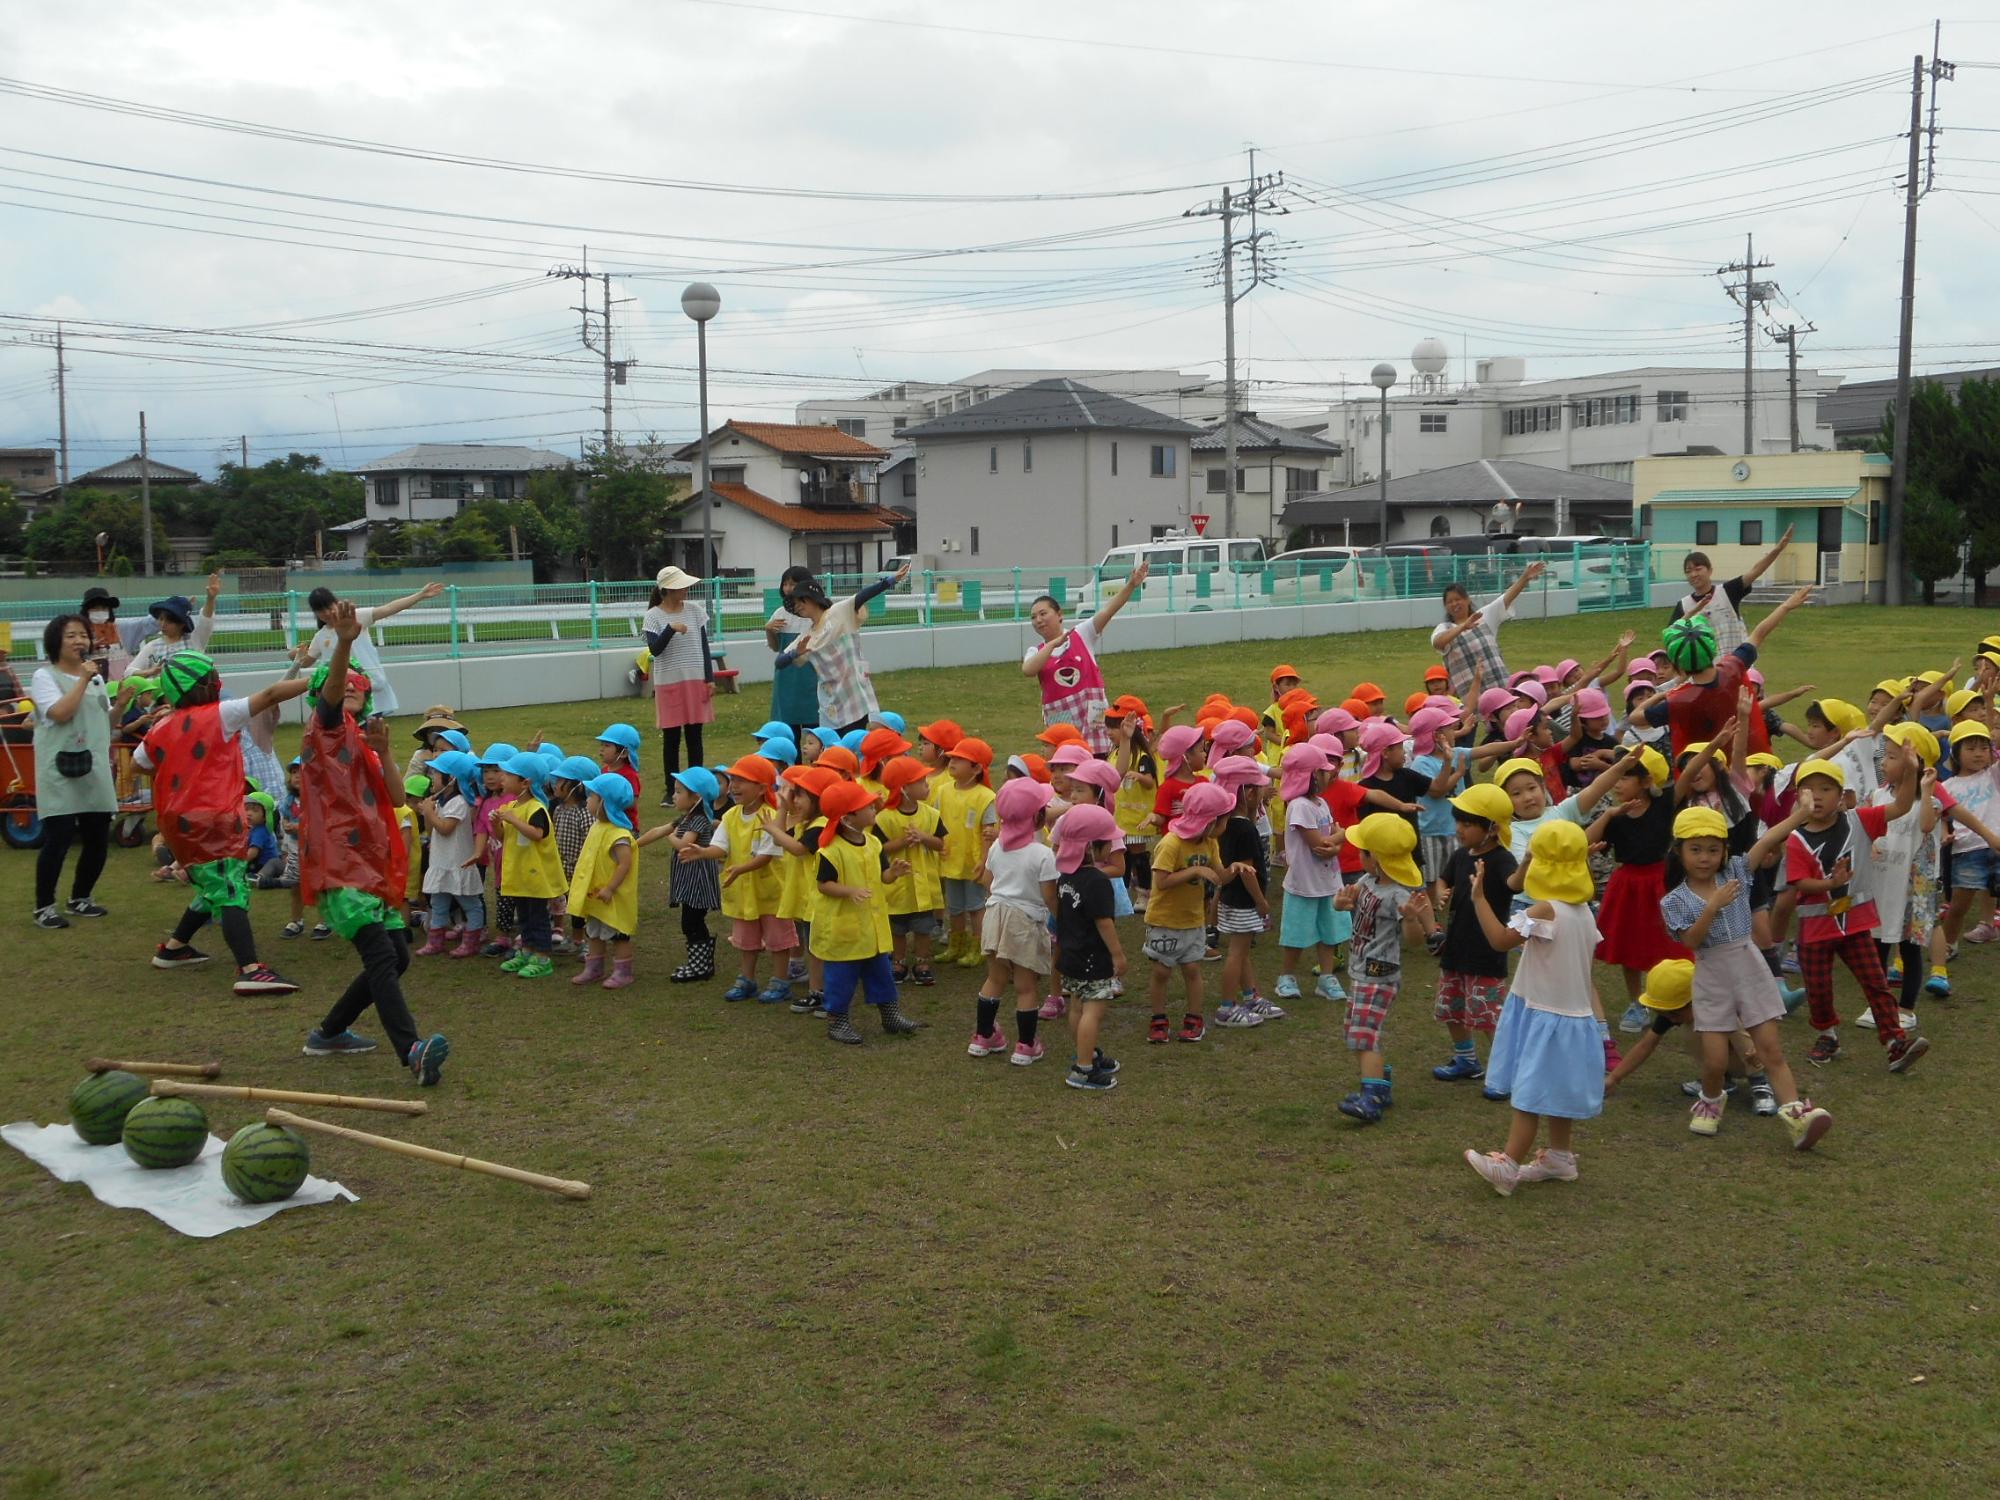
[1585,744,1688,1033]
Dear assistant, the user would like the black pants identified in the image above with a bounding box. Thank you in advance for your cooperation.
[318,924,419,1062]
[1879,939,1922,1011]
[836,716,869,737]
[517,897,552,954]
[35,811,111,910]
[660,725,705,785]
[680,903,710,943]
[171,901,259,967]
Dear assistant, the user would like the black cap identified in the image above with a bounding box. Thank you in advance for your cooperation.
[80,587,121,611]
[149,595,195,629]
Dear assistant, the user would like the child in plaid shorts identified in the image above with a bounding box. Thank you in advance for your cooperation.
[1332,814,1437,1124]
[1432,784,1518,1088]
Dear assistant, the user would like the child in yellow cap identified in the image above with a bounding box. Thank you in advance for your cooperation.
[1330,814,1437,1124]
[1936,720,2000,974]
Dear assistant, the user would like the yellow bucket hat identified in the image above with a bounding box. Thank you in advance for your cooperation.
[1812,698,1866,736]
[1639,958,1695,1012]
[1884,721,1939,768]
[1495,757,1548,791]
[1746,751,1785,772]
[1634,745,1670,788]
[1949,720,1992,747]
[1794,757,1846,789]
[1348,812,1423,889]
[1449,782,1513,841]
[1946,689,1983,718]
[1872,678,1911,699]
[1523,820,1593,905]
[1671,805,1730,843]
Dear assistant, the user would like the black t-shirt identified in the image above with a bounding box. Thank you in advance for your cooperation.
[1441,843,1518,977]
[1603,790,1676,865]
[1564,733,1619,789]
[1217,815,1266,910]
[1361,767,1430,834]
[1056,867,1116,980]
[1649,1011,1683,1036]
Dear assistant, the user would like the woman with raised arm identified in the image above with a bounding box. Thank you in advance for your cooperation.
[775,562,912,734]
[1021,561,1150,754]
[1429,561,1546,702]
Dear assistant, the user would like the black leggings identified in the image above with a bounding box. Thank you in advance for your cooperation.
[680,903,710,942]
[36,811,111,910]
[660,725,705,785]
[171,901,258,967]
[318,924,419,1062]
[1879,939,1923,1011]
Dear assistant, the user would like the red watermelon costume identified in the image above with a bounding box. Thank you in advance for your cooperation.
[144,703,250,868]
[298,705,408,916]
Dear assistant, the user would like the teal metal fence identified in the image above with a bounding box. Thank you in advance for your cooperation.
[0,543,1650,671]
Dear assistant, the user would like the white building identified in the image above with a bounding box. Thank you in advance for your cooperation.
[666,421,902,581]
[797,367,1221,450]
[345,443,574,523]
[1189,413,1346,545]
[1318,355,1841,491]
[899,378,1200,570]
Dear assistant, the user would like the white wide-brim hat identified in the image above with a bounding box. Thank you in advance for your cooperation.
[655,565,703,591]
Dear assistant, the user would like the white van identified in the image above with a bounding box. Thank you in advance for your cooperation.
[1098,534,1268,581]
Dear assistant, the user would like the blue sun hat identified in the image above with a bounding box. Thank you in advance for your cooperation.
[426,750,484,807]
[870,710,907,735]
[586,772,635,831]
[758,737,799,768]
[536,740,565,763]
[840,728,868,754]
[502,751,550,802]
[753,720,792,743]
[671,766,721,816]
[553,754,602,787]
[806,726,839,752]
[438,729,472,755]
[596,722,642,755]
[479,742,519,768]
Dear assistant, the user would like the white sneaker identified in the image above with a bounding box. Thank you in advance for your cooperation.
[1856,1009,1877,1030]
[1214,1003,1265,1029]
[1515,1149,1578,1184]
[1464,1149,1520,1197]
[1898,1009,1918,1030]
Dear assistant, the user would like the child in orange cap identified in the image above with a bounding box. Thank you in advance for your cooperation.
[814,780,917,1045]
[877,756,945,985]
[1270,664,1302,701]
[938,737,997,966]
[1109,705,1159,916]
[687,755,796,1002]
[767,763,839,1012]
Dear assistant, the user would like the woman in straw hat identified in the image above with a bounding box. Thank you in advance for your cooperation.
[642,564,716,787]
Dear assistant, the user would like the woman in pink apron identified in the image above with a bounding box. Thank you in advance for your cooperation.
[1022,563,1149,755]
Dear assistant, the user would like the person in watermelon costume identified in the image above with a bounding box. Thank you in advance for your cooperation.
[1632,584,1814,760]
[137,652,310,995]
[299,603,450,1086]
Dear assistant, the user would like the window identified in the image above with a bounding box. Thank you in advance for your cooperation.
[1150,445,1176,478]
[900,470,916,498]
[1617,394,1638,424]
[1285,466,1317,499]
[373,476,400,507]
[1419,413,1447,434]
[891,416,908,431]
[835,419,867,438]
[710,464,746,486]
[489,475,516,500]
[1695,520,1718,546]
[1869,505,1881,544]
[1739,519,1764,546]
[1657,390,1689,423]
[808,541,861,577]
[969,526,980,555]
[1149,524,1173,540]
[1110,441,1119,476]
[1430,515,1451,538]
[1023,441,1032,473]
[1206,467,1246,494]
[988,446,998,474]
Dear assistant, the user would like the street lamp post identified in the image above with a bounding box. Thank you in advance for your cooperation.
[1370,363,1396,547]
[680,283,722,600]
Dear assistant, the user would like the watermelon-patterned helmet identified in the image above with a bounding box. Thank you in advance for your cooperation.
[159,652,218,706]
[307,662,373,718]
[1662,615,1718,674]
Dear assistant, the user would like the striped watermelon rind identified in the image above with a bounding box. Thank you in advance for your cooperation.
[120,1096,210,1169]
[70,1071,151,1145]
[220,1123,310,1203]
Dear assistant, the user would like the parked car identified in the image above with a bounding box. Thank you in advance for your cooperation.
[1098,535,1268,581]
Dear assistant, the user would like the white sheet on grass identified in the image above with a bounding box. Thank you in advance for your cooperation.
[4,1121,356,1238]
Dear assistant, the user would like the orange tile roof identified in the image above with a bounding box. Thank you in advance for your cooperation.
[709,482,897,534]
[722,421,887,459]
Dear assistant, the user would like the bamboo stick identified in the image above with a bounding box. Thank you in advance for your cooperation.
[85,1057,221,1079]
[150,1079,427,1116]
[264,1109,591,1200]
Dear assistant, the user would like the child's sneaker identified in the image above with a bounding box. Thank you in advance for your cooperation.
[756,978,792,1004]
[1967,923,1999,944]
[479,937,512,957]
[1855,1008,1877,1030]
[1315,974,1347,1003]
[32,905,70,928]
[281,919,305,939]
[1010,1040,1045,1067]
[1178,1013,1206,1043]
[1688,1094,1724,1136]
[1807,1032,1841,1067]
[1886,1034,1930,1073]
[406,1032,450,1086]
[1336,1090,1383,1124]
[1250,997,1287,1021]
[787,957,809,983]
[1147,1015,1171,1045]
[966,1029,1009,1058]
[232,964,299,997]
[911,963,937,987]
[1602,1036,1622,1072]
[1779,949,1801,974]
[1748,1077,1779,1116]
[1065,1062,1117,1091]
[722,976,758,1001]
[1479,1085,1511,1102]
[1037,993,1067,1021]
[1273,974,1301,1000]
[1780,1099,1833,1151]
[303,1028,376,1055]
[152,943,211,969]
[1214,1003,1264,1029]
[1618,1001,1649,1035]
[1464,1149,1520,1197]
[1092,1049,1120,1074]
[788,991,818,1015]
[1924,968,1951,998]
[514,953,554,980]
[891,960,909,983]
[311,923,333,941]
[499,950,529,974]
[1433,1053,1485,1082]
[1515,1148,1578,1184]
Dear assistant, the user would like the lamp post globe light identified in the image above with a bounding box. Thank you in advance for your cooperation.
[681,283,722,596]
[1370,362,1396,548]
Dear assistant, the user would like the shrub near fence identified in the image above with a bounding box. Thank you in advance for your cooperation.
[0,544,1652,673]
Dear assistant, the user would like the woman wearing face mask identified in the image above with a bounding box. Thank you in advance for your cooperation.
[76,587,150,682]
[29,613,121,928]
[764,565,821,747]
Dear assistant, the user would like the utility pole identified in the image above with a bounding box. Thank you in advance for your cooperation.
[1766,321,1817,453]
[240,435,248,471]
[1184,151,1285,542]
[1887,38,1953,608]
[32,322,72,499]
[546,247,635,462]
[1717,235,1775,456]
[138,411,154,577]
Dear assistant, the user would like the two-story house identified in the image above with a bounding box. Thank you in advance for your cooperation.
[346,444,575,522]
[1190,414,1345,546]
[667,421,901,580]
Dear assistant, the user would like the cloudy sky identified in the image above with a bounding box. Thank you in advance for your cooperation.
[0,2,1993,478]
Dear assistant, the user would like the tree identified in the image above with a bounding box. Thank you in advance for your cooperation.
[0,483,23,556]
[22,488,170,572]
[580,441,686,580]
[1902,479,1965,605]
[205,453,363,564]
[1884,378,2000,604]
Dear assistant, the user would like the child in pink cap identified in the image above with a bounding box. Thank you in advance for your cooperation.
[1355,720,1428,838]
[1149,724,1208,837]
[1145,780,1232,1044]
[1054,804,1127,1090]
[1506,706,1566,800]
[1276,744,1346,1003]
[1406,704,1470,894]
[1210,756,1280,1025]
[969,777,1060,1066]
[1558,686,1621,791]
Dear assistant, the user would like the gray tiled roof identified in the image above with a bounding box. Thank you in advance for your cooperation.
[901,378,1199,439]
[73,453,201,484]
[1282,458,1629,528]
[1818,366,2000,441]
[344,443,575,475]
[1191,415,1344,455]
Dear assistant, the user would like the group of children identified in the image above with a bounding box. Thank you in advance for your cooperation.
[118,589,2000,1176]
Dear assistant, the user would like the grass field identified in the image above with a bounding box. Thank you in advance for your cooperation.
[7,603,2000,1499]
